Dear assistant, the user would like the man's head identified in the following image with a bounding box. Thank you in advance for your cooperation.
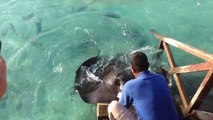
[130,52,149,75]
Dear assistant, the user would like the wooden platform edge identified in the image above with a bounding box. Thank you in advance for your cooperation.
[97,103,110,120]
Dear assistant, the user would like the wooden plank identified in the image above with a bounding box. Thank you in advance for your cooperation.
[186,70,213,113]
[158,41,164,49]
[169,62,212,74]
[152,31,213,62]
[163,37,213,62]
[151,29,164,41]
[162,42,190,109]
[97,103,109,119]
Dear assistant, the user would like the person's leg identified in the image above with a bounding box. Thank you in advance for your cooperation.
[108,101,138,120]
[0,56,7,99]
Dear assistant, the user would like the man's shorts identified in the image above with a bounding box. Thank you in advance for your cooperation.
[108,101,138,120]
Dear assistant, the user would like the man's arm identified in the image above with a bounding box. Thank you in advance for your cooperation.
[0,55,7,99]
[118,83,132,108]
[0,40,7,99]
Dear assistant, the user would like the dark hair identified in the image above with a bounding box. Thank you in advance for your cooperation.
[130,51,149,72]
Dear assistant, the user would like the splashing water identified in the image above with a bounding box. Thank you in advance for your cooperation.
[82,66,103,83]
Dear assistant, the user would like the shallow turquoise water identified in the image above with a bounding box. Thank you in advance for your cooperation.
[0,0,213,120]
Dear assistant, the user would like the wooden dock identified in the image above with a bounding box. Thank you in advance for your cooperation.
[97,103,213,120]
[97,31,213,120]
[97,103,136,120]
[97,103,109,120]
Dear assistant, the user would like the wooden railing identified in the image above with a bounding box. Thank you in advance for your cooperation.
[151,30,213,117]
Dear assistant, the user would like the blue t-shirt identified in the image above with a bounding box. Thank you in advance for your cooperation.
[119,70,179,120]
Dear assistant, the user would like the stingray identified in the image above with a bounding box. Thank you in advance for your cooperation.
[75,55,134,103]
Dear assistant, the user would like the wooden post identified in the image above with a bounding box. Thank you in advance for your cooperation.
[169,62,212,74]
[162,42,190,109]
[186,70,213,113]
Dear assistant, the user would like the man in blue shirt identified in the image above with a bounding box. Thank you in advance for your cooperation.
[108,52,179,120]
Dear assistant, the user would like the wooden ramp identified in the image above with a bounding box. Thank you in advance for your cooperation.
[96,31,213,120]
[97,103,109,120]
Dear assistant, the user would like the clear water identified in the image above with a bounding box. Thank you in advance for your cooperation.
[0,0,213,119]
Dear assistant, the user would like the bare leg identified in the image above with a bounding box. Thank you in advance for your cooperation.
[0,56,7,99]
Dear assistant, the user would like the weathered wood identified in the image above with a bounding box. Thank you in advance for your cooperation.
[152,31,213,118]
[162,42,190,109]
[97,103,109,120]
[186,70,213,113]
[169,62,212,74]
[151,30,164,40]
[158,41,164,49]
[152,31,213,62]
[163,38,213,62]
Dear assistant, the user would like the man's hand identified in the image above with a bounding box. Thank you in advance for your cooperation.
[117,92,122,99]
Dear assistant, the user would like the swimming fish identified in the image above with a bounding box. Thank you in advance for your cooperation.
[9,23,15,33]
[22,13,34,21]
[72,5,88,12]
[104,12,121,19]
[35,18,42,34]
[78,40,96,48]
